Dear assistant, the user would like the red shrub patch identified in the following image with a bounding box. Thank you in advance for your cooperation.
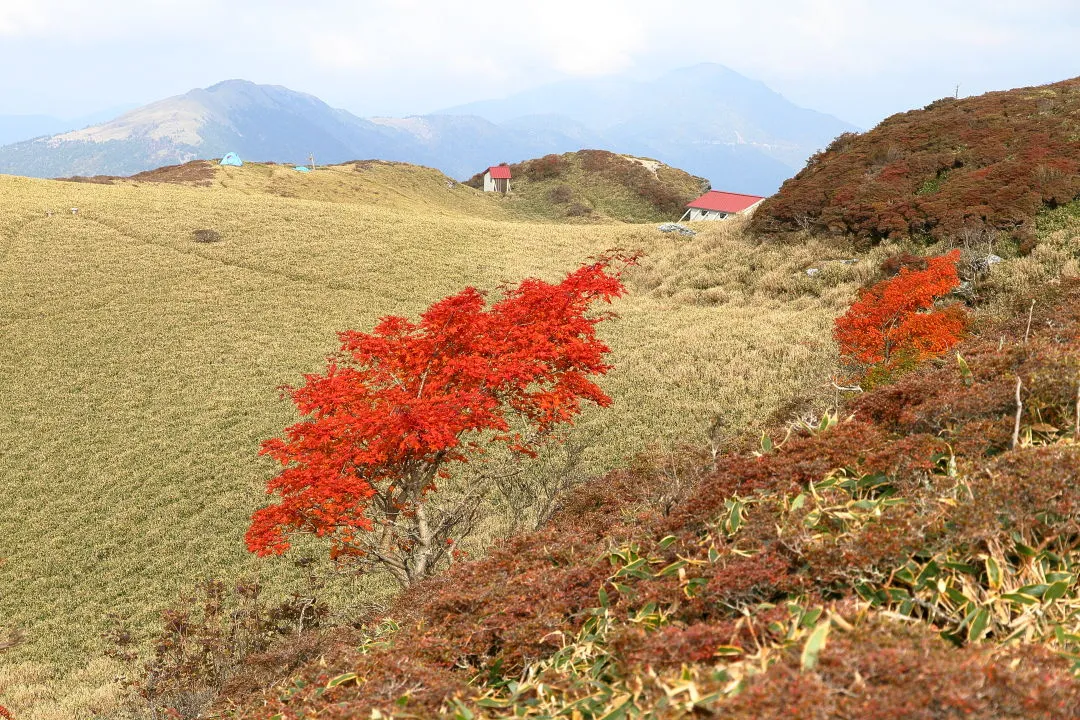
[752,76,1080,243]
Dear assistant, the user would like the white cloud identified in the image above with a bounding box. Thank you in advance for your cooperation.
[0,0,1076,123]
[0,2,49,35]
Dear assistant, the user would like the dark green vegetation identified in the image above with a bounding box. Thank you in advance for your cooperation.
[753,76,1080,244]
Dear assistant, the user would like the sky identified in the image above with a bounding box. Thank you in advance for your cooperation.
[0,0,1077,129]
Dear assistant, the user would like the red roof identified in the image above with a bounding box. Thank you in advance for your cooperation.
[686,190,765,213]
[487,165,512,179]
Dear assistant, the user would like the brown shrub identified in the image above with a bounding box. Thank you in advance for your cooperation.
[753,76,1080,244]
[548,184,573,204]
[721,621,1080,719]
[192,229,222,243]
[130,160,215,186]
[879,251,928,277]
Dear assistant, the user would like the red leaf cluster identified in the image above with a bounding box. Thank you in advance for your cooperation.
[246,256,635,562]
[834,250,966,367]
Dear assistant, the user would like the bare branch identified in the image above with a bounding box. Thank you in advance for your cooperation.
[1012,376,1024,450]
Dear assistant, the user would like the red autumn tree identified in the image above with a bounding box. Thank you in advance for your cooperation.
[834,250,966,371]
[246,254,636,586]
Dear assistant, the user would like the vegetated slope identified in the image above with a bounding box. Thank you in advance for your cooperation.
[0,163,870,717]
[752,76,1080,244]
[465,150,711,222]
[222,278,1080,718]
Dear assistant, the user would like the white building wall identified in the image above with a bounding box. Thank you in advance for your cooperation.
[483,171,495,192]
[687,209,730,222]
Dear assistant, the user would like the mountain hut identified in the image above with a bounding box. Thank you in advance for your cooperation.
[483,165,512,193]
[680,190,764,222]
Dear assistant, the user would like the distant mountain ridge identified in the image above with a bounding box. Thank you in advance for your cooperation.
[0,105,139,146]
[0,66,856,194]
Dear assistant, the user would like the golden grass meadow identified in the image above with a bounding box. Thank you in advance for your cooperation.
[0,161,878,717]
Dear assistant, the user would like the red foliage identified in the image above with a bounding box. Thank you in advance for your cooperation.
[0,705,12,720]
[834,250,966,367]
[247,255,635,583]
[752,76,1080,242]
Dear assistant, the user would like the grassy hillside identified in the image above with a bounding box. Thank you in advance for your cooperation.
[465,150,710,222]
[216,204,1080,719]
[224,278,1080,718]
[0,162,869,718]
[752,76,1080,245]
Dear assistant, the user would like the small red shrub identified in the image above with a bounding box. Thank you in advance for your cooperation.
[834,250,966,372]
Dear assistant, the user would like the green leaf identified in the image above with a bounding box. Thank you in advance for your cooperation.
[893,565,916,585]
[1017,583,1049,599]
[760,432,774,454]
[790,492,807,511]
[656,559,689,578]
[598,587,610,608]
[1015,542,1037,558]
[685,577,709,598]
[915,560,940,587]
[326,671,358,689]
[615,557,649,578]
[708,547,720,563]
[967,608,991,642]
[944,587,969,606]
[1043,580,1071,602]
[984,557,1002,590]
[941,561,978,575]
[713,645,744,657]
[957,352,973,387]
[801,620,831,671]
[452,702,476,719]
[885,588,911,603]
[800,607,824,628]
[854,583,882,604]
[658,534,678,550]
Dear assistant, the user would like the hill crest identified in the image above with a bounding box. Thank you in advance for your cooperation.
[752,76,1080,244]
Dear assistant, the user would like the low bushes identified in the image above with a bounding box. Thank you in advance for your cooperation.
[212,281,1080,718]
[753,76,1080,244]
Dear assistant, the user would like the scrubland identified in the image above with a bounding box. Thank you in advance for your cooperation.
[0,162,863,718]
[224,202,1080,719]
[4,152,1077,718]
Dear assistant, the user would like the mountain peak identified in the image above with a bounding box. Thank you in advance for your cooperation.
[0,68,853,193]
[205,78,259,91]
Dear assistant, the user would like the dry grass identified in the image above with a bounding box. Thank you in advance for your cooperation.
[0,166,857,718]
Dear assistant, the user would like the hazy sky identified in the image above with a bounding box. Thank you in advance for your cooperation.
[1,0,1077,128]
